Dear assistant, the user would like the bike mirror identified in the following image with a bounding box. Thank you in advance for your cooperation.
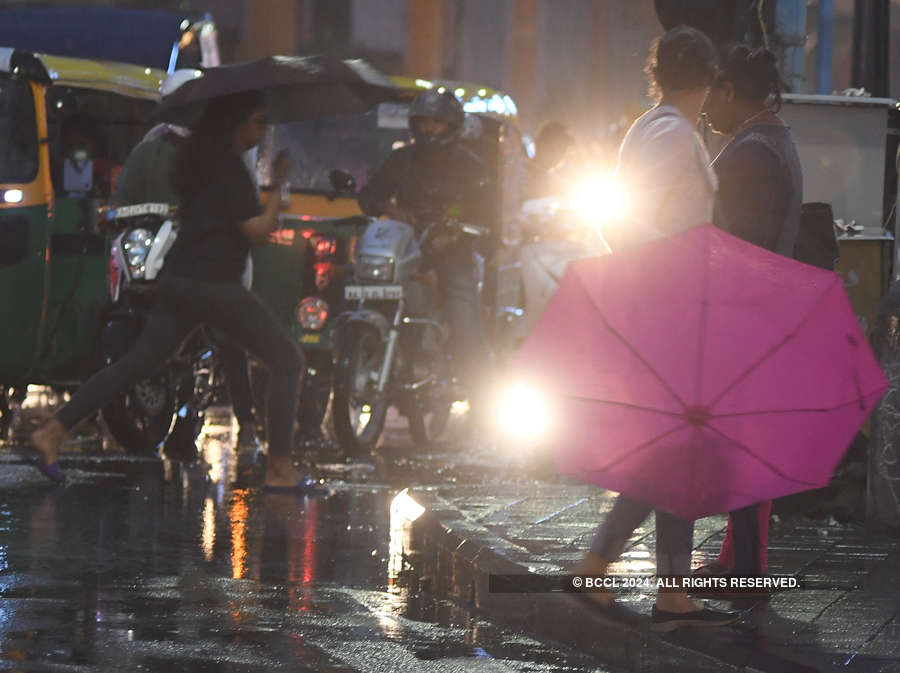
[329,169,356,194]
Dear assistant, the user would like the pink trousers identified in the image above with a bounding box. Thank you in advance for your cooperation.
[716,500,771,571]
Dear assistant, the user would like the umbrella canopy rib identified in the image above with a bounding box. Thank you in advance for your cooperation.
[561,396,686,417]
[703,422,820,487]
[576,273,687,409]
[693,231,712,403]
[709,396,883,418]
[591,422,688,473]
[705,275,840,410]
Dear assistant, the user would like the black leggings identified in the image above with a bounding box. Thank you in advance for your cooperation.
[57,273,304,458]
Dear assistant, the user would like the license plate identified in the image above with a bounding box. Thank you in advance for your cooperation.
[345,285,403,300]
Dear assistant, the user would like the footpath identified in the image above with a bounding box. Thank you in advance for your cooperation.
[399,445,900,673]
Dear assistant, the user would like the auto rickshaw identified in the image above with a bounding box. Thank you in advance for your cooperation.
[251,77,526,445]
[0,48,164,435]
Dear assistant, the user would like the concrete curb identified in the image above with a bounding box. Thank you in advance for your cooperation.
[404,488,840,673]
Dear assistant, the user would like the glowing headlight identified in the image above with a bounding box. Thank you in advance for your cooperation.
[495,382,553,444]
[572,174,628,223]
[355,254,394,282]
[122,227,155,280]
[2,189,23,204]
[297,297,328,330]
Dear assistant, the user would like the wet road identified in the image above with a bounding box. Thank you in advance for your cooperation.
[0,407,613,672]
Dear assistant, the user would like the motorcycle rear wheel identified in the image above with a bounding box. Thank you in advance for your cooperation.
[332,326,389,456]
[102,374,176,456]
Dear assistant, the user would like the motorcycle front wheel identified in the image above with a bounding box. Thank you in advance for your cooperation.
[332,326,389,456]
[102,374,176,455]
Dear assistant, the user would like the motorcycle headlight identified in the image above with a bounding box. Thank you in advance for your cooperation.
[122,227,155,280]
[297,297,329,330]
[355,254,394,282]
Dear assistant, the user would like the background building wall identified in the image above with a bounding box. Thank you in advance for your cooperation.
[12,1,900,145]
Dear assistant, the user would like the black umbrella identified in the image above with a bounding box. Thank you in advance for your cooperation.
[157,55,399,126]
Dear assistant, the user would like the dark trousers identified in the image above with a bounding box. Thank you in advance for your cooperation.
[730,504,762,575]
[219,339,255,430]
[590,495,694,577]
[435,249,493,413]
[57,274,304,458]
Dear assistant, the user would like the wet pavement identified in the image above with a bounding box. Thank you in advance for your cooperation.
[402,453,900,673]
[0,401,617,673]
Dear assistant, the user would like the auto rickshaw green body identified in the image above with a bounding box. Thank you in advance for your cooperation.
[0,49,163,392]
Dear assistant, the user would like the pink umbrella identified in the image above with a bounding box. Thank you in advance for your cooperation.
[515,224,887,520]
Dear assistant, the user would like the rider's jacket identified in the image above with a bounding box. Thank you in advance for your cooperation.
[359,142,489,247]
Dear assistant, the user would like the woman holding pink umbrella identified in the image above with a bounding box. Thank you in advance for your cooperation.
[571,25,739,631]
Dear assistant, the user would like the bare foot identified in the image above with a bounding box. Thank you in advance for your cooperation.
[30,417,65,465]
[263,455,304,488]
[571,552,613,606]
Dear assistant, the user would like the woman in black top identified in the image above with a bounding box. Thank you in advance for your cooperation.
[30,91,310,492]
[701,45,803,577]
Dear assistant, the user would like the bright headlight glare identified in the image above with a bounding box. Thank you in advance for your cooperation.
[297,297,329,330]
[2,189,24,204]
[495,382,553,444]
[356,254,394,282]
[123,227,154,279]
[572,174,628,223]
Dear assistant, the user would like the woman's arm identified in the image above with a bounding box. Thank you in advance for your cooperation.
[239,150,289,244]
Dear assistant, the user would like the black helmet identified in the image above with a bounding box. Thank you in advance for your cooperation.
[408,89,464,146]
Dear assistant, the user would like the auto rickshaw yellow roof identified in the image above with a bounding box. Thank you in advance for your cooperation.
[0,47,165,100]
[390,75,518,122]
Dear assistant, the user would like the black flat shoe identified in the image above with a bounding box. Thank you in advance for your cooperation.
[567,591,644,625]
[650,605,740,632]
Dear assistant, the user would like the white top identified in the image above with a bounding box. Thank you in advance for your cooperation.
[613,105,717,248]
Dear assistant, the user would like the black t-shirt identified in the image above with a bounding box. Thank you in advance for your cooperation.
[166,153,261,283]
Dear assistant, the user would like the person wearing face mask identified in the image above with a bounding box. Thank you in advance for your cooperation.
[358,89,493,434]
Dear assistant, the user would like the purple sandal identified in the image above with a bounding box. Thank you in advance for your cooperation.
[13,447,67,484]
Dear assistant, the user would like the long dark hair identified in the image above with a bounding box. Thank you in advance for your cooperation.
[715,44,783,111]
[170,90,265,203]
[646,25,717,100]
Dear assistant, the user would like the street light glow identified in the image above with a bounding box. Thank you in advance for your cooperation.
[495,382,553,444]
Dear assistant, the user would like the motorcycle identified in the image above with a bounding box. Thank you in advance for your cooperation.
[331,208,487,454]
[101,203,224,458]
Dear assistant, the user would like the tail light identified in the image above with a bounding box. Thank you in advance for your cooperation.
[297,297,329,330]
[314,261,333,289]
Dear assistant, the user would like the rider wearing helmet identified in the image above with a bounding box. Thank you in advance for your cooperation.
[359,89,493,429]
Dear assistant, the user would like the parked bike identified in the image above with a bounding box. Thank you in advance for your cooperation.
[101,203,224,457]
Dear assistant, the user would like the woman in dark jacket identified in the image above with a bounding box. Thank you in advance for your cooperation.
[29,91,311,493]
[701,44,803,577]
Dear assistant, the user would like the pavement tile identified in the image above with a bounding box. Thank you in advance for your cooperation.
[407,472,900,673]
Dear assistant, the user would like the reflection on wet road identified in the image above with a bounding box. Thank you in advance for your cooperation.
[0,410,612,672]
